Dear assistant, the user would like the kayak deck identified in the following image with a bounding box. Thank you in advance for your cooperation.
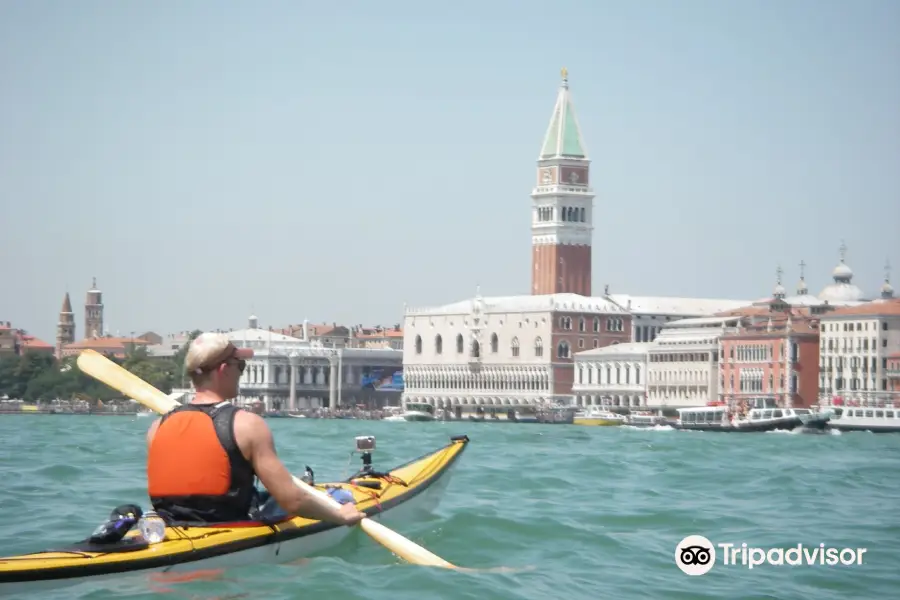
[0,434,469,587]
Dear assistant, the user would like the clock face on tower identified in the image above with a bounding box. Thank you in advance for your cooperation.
[539,167,555,185]
[560,166,588,186]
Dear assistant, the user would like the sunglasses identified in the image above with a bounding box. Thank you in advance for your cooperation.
[226,358,247,373]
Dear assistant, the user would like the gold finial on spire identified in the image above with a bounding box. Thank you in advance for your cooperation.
[561,67,568,81]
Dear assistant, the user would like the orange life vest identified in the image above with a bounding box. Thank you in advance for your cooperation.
[147,402,256,523]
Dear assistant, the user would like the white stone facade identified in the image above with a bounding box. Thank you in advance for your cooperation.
[818,301,900,405]
[572,342,651,408]
[646,316,742,409]
[402,292,630,413]
[181,317,403,411]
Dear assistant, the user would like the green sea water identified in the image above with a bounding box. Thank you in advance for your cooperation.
[1,416,898,600]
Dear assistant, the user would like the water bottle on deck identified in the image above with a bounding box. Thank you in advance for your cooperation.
[138,510,166,544]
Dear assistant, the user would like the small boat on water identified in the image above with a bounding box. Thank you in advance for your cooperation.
[673,398,815,433]
[0,435,470,596]
[401,401,436,422]
[797,408,832,431]
[624,411,671,428]
[823,405,900,433]
[572,406,626,427]
[382,406,406,422]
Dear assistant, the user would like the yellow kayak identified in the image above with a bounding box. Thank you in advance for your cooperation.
[0,434,470,595]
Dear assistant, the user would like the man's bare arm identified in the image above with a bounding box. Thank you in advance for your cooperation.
[237,412,359,525]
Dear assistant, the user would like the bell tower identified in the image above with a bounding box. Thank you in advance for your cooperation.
[531,68,593,297]
[56,292,75,359]
[85,277,104,339]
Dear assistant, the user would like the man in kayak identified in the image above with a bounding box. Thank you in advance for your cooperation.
[145,332,366,527]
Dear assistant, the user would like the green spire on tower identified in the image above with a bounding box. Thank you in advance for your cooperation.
[539,67,588,160]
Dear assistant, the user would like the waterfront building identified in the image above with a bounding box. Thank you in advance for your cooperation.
[402,291,631,417]
[15,334,54,355]
[176,315,403,412]
[59,337,152,360]
[817,298,900,407]
[0,322,16,358]
[644,315,742,410]
[353,325,404,350]
[887,352,900,396]
[572,342,651,408]
[1,321,54,358]
[605,293,751,343]
[718,288,821,409]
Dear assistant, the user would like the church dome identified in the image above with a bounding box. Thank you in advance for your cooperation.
[819,282,866,304]
[819,243,866,304]
[832,262,853,281]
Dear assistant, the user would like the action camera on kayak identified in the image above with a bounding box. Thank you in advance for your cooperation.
[355,435,375,452]
[88,504,144,544]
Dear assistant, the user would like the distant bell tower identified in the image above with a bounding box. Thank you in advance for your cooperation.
[85,277,104,339]
[56,292,75,359]
[531,68,594,297]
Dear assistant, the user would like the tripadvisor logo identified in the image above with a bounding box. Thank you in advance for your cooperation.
[675,535,716,576]
[675,535,868,574]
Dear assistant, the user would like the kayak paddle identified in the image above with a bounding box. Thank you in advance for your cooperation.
[75,349,457,569]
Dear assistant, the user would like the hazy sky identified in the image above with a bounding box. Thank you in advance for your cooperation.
[2,1,898,344]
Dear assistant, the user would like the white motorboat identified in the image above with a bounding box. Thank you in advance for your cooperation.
[382,406,406,422]
[674,398,814,433]
[401,402,436,422]
[824,405,900,433]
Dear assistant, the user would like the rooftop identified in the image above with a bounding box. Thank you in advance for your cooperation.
[65,337,151,350]
[18,335,52,348]
[819,299,900,318]
[405,293,628,317]
[727,315,819,337]
[576,342,653,358]
[607,294,753,316]
[665,315,744,328]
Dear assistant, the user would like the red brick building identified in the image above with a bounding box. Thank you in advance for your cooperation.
[718,299,820,409]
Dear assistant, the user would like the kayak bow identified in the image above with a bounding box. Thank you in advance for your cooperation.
[0,434,469,595]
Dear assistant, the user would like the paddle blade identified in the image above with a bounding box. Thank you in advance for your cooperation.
[76,349,179,414]
[359,518,455,569]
